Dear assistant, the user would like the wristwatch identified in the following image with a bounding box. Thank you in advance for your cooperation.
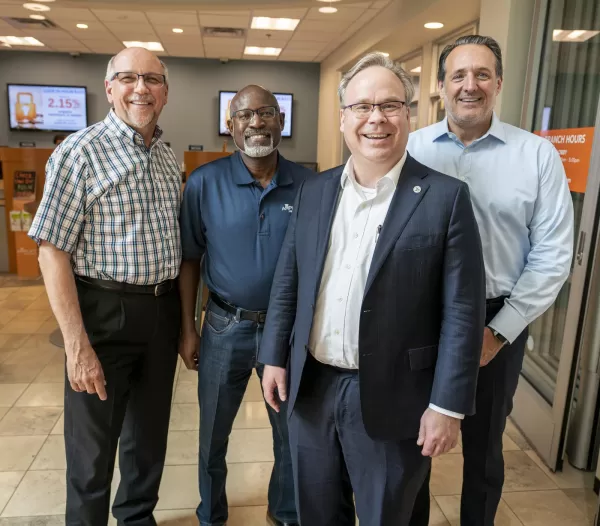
[488,327,508,347]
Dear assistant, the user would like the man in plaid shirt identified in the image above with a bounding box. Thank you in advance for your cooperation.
[29,47,181,526]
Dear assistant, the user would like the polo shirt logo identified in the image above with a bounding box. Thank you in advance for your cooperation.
[282,204,293,213]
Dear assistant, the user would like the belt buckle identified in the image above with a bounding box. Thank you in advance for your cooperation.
[154,283,162,296]
[258,312,267,324]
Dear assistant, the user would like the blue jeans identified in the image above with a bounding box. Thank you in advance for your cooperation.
[196,298,297,526]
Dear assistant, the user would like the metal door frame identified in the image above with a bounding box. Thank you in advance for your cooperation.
[512,95,600,470]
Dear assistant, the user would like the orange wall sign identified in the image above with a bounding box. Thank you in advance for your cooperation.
[534,127,595,193]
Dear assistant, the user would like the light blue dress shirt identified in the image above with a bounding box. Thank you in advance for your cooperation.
[407,113,574,344]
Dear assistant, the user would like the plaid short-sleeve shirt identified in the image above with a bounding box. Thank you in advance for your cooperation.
[29,110,182,285]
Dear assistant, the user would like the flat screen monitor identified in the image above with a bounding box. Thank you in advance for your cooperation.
[219,90,293,138]
[7,83,88,132]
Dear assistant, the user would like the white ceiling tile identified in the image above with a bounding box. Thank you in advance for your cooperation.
[283,41,328,52]
[43,8,98,22]
[0,28,25,37]
[47,42,91,52]
[204,49,242,60]
[145,11,197,26]
[202,36,245,47]
[291,30,335,42]
[279,51,318,60]
[200,10,251,17]
[251,9,308,20]
[297,19,353,32]
[371,0,392,8]
[68,29,114,40]
[243,54,279,61]
[91,10,149,24]
[85,41,124,54]
[57,22,106,33]
[305,7,365,22]
[198,15,249,29]
[154,25,201,37]
[16,29,73,39]
[104,22,155,33]
[0,6,30,17]
[167,49,205,58]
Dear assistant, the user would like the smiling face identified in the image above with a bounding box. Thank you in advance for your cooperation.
[340,66,410,171]
[439,44,502,131]
[105,47,168,134]
[227,86,284,159]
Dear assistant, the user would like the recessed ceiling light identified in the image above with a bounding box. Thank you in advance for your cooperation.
[172,28,184,33]
[76,23,88,29]
[319,7,338,13]
[0,35,44,46]
[553,29,600,42]
[23,3,51,12]
[411,66,422,73]
[123,41,164,51]
[251,17,300,31]
[424,22,444,29]
[244,46,281,56]
[29,14,46,20]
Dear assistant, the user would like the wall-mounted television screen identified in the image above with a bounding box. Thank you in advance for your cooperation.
[7,83,88,132]
[219,90,293,138]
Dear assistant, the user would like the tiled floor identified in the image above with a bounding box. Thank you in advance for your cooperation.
[0,276,598,525]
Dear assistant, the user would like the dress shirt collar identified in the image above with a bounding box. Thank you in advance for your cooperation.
[430,112,507,146]
[341,150,407,191]
[104,109,163,148]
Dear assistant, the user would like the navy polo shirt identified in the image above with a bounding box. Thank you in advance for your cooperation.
[180,151,313,311]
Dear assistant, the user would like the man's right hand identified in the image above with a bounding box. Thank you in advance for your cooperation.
[262,365,287,413]
[179,331,200,371]
[65,341,107,401]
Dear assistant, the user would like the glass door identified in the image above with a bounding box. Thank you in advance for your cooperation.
[511,0,600,470]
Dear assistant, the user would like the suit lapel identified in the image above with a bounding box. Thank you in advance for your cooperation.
[313,170,343,301]
[364,155,430,297]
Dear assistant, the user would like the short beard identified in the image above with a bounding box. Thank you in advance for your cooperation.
[234,133,281,158]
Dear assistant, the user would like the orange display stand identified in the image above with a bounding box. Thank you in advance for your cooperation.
[0,147,52,278]
[184,151,231,178]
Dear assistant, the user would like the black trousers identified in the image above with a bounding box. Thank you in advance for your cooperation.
[410,300,527,526]
[64,279,181,526]
[289,355,430,526]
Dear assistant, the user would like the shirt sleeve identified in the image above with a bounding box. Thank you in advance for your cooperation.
[488,145,574,343]
[28,144,87,253]
[429,403,464,420]
[180,171,206,261]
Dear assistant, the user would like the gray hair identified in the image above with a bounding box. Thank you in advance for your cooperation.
[338,52,415,105]
[438,35,503,83]
[105,54,169,84]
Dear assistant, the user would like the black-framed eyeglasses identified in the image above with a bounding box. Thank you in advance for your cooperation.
[232,106,279,123]
[110,72,166,87]
[342,101,406,117]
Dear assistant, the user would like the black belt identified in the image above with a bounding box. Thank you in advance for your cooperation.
[76,276,175,297]
[486,296,507,308]
[209,292,267,324]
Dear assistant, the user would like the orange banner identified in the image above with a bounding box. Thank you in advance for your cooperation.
[535,127,595,193]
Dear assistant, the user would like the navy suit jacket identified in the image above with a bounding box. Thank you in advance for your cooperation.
[258,154,486,441]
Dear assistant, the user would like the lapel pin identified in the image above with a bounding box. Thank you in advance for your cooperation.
[413,185,421,194]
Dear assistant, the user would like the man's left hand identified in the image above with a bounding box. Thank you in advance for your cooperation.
[480,327,505,367]
[417,408,460,457]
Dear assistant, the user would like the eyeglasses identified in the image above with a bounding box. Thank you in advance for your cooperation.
[232,106,279,123]
[110,72,166,87]
[342,101,407,117]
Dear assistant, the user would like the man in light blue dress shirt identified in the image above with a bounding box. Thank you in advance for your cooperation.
[408,35,574,526]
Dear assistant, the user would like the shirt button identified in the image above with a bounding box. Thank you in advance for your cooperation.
[353,233,359,239]
[460,176,466,181]
[345,264,351,269]
[338,297,343,302]
[334,330,340,335]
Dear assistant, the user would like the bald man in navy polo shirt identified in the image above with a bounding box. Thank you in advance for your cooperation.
[179,85,312,526]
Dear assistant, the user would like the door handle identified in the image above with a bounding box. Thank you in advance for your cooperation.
[576,230,587,265]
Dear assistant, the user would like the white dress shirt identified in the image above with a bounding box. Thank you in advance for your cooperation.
[408,114,574,344]
[309,151,462,419]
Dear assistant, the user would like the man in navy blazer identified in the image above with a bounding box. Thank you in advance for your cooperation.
[258,52,486,526]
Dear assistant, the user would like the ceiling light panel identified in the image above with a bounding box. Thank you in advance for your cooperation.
[123,41,164,51]
[251,17,300,31]
[244,46,281,56]
[0,35,44,46]
[23,3,51,12]
[553,29,600,42]
[424,22,444,29]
